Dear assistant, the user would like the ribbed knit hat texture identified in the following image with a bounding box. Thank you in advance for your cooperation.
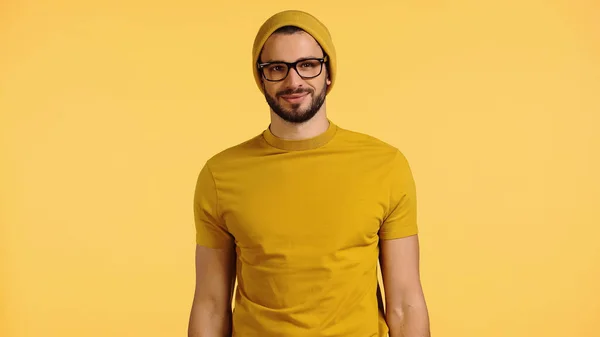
[252,10,336,95]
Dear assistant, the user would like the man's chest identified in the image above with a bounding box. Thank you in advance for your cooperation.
[216,160,390,263]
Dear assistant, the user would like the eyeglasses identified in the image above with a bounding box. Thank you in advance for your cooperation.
[257,56,328,82]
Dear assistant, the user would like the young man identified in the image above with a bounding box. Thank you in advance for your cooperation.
[188,9,430,337]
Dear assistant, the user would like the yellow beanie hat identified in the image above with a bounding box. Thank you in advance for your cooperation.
[252,10,337,95]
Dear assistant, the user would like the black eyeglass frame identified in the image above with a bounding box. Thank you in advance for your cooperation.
[257,55,328,82]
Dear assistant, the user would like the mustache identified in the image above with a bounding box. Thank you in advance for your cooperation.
[276,87,313,96]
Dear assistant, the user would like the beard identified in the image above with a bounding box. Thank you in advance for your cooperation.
[264,80,327,124]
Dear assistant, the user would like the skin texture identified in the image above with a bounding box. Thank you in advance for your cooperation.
[188,244,236,337]
[188,29,431,337]
[259,30,332,141]
[380,235,431,337]
[259,31,328,125]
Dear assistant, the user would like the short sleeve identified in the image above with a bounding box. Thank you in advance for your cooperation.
[379,150,419,240]
[193,162,234,248]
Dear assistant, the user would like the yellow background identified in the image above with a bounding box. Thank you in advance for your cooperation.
[1,0,599,336]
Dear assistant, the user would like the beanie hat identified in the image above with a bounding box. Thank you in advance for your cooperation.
[252,10,337,95]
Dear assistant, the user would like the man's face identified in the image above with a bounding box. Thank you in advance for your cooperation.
[259,31,331,124]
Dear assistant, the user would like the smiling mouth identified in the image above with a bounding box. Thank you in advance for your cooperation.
[280,93,309,103]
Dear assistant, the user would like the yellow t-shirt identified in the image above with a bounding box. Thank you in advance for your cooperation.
[194,120,418,337]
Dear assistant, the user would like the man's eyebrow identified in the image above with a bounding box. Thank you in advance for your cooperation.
[260,56,324,64]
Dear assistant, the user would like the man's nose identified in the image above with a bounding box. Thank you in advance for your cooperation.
[284,66,304,87]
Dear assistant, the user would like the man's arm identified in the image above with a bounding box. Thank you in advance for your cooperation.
[188,243,236,337]
[380,234,430,337]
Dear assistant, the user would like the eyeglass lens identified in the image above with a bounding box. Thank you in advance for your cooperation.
[262,59,323,81]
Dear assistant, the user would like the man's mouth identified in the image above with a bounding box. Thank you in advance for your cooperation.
[280,92,309,103]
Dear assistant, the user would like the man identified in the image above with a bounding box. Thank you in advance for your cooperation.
[188,9,430,337]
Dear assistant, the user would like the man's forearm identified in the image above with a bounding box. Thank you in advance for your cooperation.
[188,303,232,337]
[386,299,430,337]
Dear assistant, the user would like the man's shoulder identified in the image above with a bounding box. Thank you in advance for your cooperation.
[336,124,401,154]
[203,132,265,169]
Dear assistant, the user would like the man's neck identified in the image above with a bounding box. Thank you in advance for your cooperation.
[269,110,330,141]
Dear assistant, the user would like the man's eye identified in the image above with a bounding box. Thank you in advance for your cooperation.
[301,61,319,68]
[268,65,285,72]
